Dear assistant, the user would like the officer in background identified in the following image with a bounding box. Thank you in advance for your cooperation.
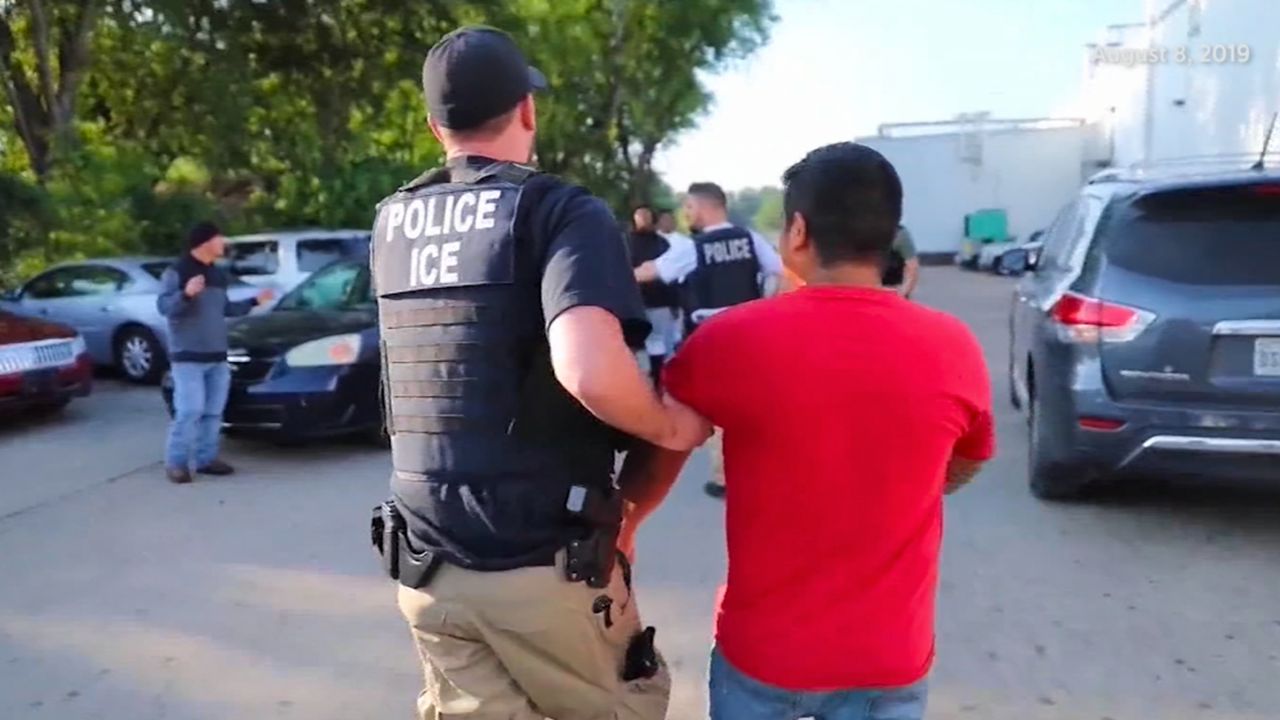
[654,207,694,348]
[633,182,782,499]
[627,205,682,387]
[370,26,708,720]
[655,207,686,241]
[882,223,921,299]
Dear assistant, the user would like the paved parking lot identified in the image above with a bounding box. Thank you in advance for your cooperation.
[2,268,1279,720]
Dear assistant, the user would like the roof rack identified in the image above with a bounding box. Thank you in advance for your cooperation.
[1128,153,1280,169]
[1087,153,1280,184]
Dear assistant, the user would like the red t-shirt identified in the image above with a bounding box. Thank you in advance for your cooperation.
[663,286,994,691]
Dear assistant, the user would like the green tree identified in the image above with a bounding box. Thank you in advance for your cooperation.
[727,187,765,226]
[1,0,777,280]
[0,170,48,285]
[752,186,784,236]
[509,0,775,211]
[0,0,101,181]
[727,185,782,233]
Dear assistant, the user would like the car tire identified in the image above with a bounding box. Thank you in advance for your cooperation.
[1007,352,1023,411]
[116,326,166,384]
[364,423,391,448]
[1028,391,1093,501]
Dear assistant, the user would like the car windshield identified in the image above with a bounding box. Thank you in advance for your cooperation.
[141,261,171,280]
[226,240,280,276]
[275,261,373,312]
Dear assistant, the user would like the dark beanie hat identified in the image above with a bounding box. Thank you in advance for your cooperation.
[187,221,221,250]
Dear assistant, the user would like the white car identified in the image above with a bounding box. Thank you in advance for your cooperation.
[224,229,371,296]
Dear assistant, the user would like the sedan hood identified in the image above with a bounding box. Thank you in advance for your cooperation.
[0,310,76,345]
[228,308,375,354]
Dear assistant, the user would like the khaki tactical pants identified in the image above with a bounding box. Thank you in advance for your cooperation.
[397,555,671,719]
[706,428,725,490]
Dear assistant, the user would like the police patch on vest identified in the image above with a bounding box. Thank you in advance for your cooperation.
[374,187,520,297]
[700,237,754,265]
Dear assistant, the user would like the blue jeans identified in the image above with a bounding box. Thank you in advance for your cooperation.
[165,361,231,470]
[709,650,928,720]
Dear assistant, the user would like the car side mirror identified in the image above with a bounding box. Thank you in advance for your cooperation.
[997,248,1033,276]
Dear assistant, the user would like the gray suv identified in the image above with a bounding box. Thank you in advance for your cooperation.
[1007,164,1280,499]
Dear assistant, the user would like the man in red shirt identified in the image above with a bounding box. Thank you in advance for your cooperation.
[619,142,993,719]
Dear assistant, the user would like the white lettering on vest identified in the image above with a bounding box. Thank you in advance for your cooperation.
[442,193,456,235]
[439,241,461,284]
[425,197,443,237]
[419,244,440,285]
[408,240,464,287]
[394,190,504,247]
[702,237,753,264]
[453,193,477,233]
[403,200,426,239]
[475,190,502,230]
[384,203,405,242]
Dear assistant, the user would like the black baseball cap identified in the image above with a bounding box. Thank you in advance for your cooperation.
[187,221,221,250]
[422,26,547,131]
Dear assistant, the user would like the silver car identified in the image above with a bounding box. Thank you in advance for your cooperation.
[0,258,259,383]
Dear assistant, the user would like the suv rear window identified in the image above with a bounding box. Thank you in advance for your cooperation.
[226,241,280,276]
[297,236,369,273]
[1102,185,1280,286]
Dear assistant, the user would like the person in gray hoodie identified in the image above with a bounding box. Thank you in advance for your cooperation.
[156,222,273,484]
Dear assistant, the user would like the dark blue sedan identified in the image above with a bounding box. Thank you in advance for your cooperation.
[163,259,383,442]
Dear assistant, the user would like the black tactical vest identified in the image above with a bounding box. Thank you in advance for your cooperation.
[371,159,621,571]
[628,230,679,309]
[681,225,762,329]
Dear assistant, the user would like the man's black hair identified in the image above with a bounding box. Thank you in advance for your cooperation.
[655,207,675,218]
[633,204,654,215]
[781,142,902,265]
[686,182,727,207]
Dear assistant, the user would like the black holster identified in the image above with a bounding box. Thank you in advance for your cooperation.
[562,485,622,589]
[623,626,660,681]
[371,501,442,590]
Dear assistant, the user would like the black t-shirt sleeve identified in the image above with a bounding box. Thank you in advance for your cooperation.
[537,190,650,347]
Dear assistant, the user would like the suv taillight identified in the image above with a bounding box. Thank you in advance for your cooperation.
[1049,292,1155,343]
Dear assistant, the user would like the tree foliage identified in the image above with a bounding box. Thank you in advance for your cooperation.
[0,0,776,281]
[0,0,99,181]
[727,185,783,236]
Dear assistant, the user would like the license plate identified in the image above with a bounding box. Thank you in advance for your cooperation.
[23,369,56,394]
[1253,338,1280,376]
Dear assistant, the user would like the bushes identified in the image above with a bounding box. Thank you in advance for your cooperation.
[0,173,49,287]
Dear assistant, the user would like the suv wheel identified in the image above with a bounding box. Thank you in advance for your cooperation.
[116,326,166,384]
[1028,392,1093,500]
[364,423,391,448]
